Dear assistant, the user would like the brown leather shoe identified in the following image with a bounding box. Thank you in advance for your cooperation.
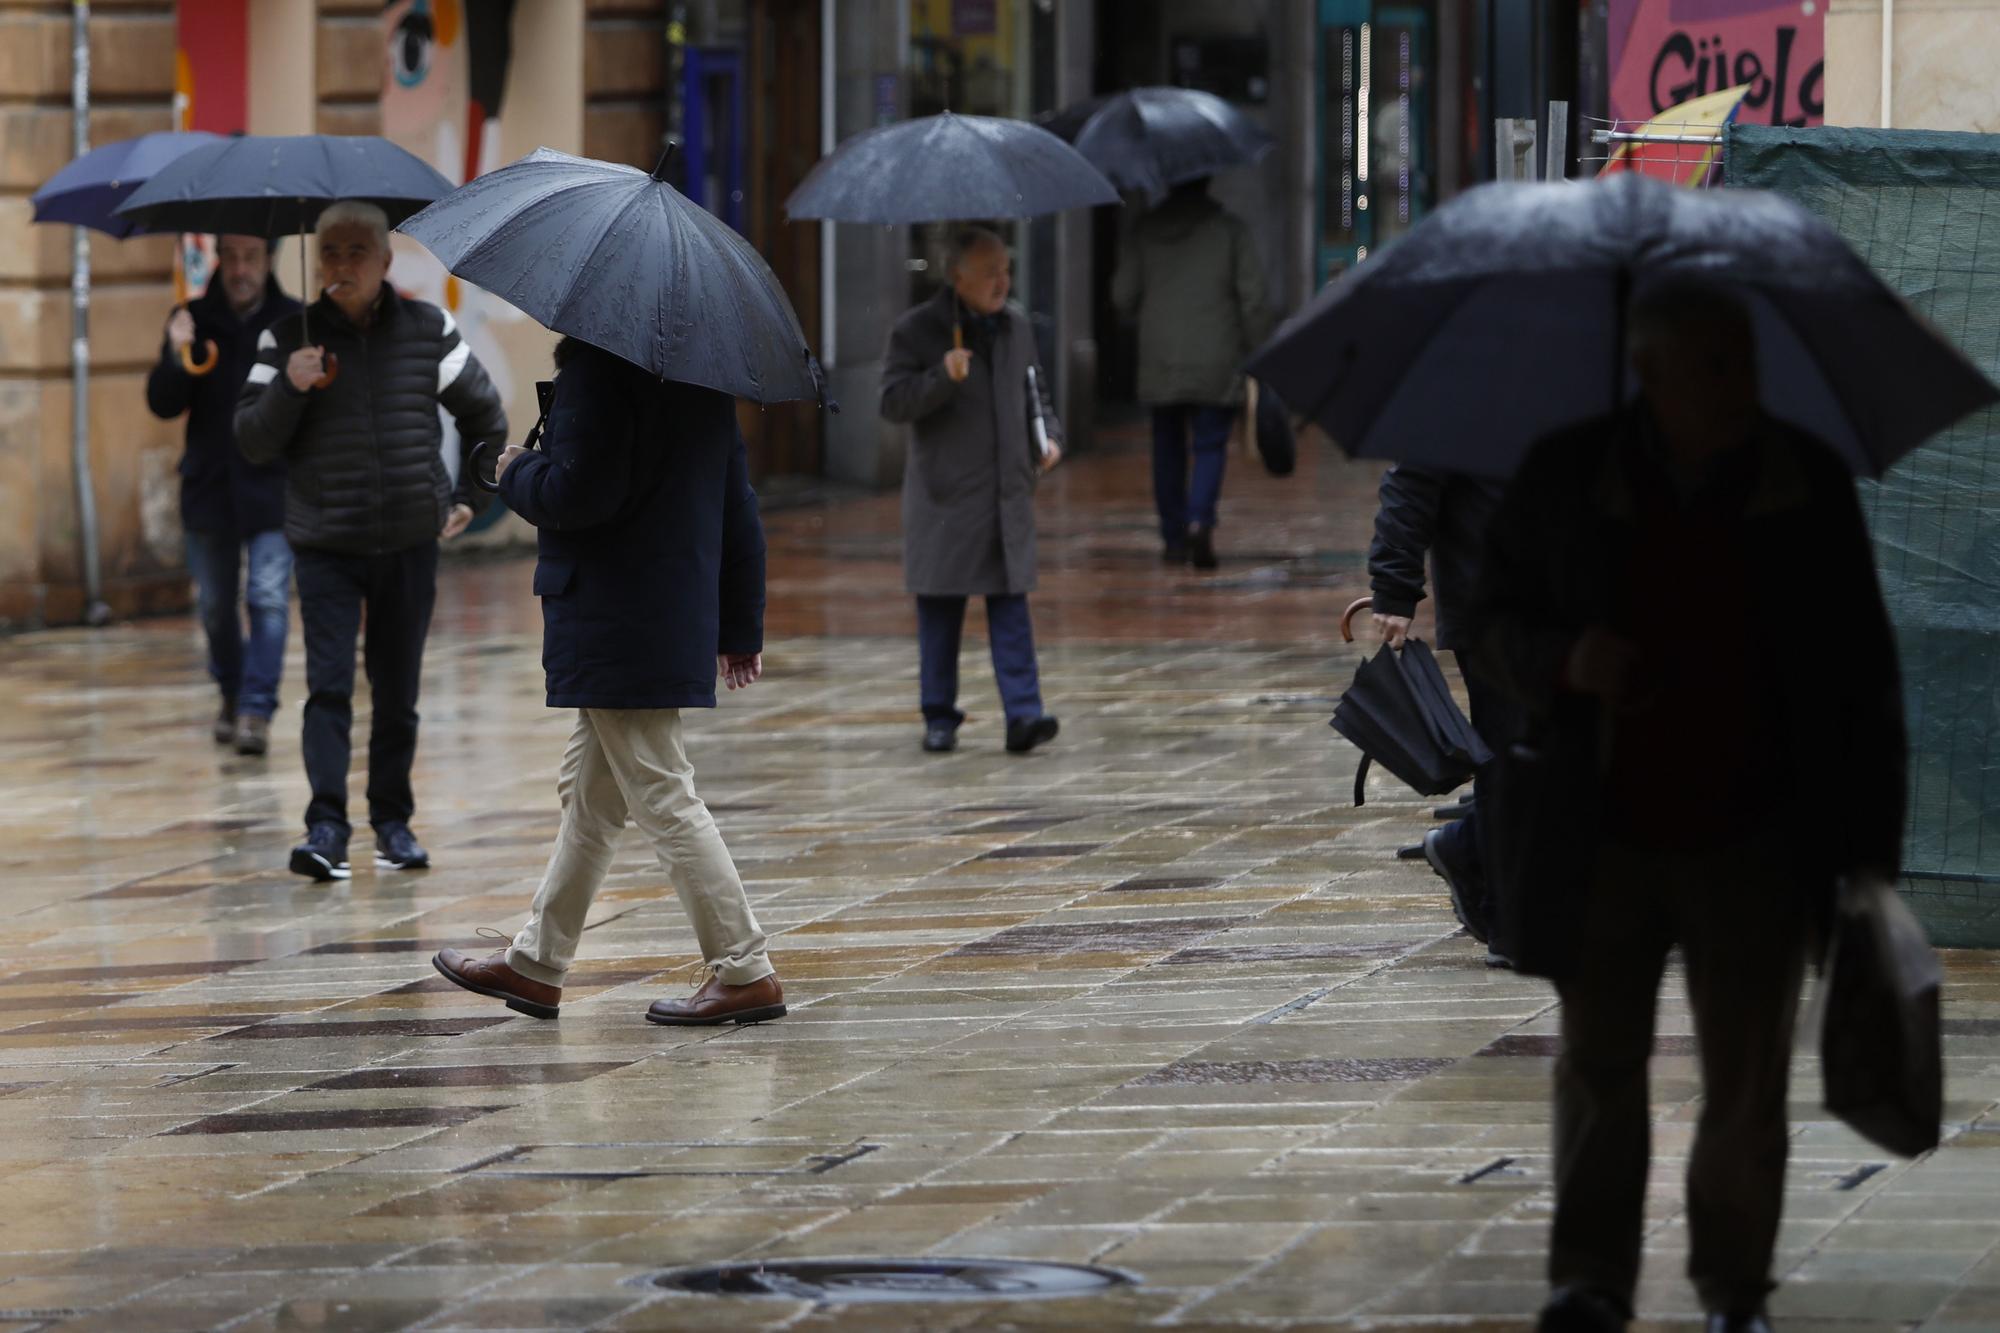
[645,971,785,1026]
[233,714,270,756]
[432,946,561,1019]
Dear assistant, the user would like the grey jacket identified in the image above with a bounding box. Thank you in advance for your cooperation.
[880,289,1059,597]
[1111,193,1271,406]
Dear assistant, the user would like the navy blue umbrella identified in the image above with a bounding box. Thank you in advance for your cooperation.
[1247,172,2000,479]
[785,112,1117,223]
[399,147,825,405]
[31,131,223,237]
[113,133,454,236]
[1044,87,1273,202]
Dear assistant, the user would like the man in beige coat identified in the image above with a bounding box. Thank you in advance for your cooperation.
[1113,176,1271,569]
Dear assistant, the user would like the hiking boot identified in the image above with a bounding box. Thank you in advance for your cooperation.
[233,714,270,756]
[289,823,350,881]
[646,970,786,1026]
[213,697,237,745]
[433,946,560,1020]
[374,822,430,871]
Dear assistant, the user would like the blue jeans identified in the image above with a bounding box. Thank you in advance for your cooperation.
[1151,404,1235,542]
[917,594,1045,728]
[185,529,292,719]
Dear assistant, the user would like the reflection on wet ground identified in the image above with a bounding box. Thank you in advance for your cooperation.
[0,431,1994,1330]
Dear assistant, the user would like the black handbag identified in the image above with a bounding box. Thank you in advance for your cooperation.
[1819,876,1943,1157]
[1251,378,1296,477]
[1482,707,1601,982]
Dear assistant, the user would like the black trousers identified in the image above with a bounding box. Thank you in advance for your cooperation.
[293,543,439,838]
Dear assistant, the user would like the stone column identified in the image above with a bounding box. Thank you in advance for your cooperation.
[0,1,184,628]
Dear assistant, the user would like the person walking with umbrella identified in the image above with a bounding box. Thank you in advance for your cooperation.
[144,234,301,756]
[397,146,822,1022]
[1112,176,1270,569]
[882,227,1064,755]
[234,200,506,881]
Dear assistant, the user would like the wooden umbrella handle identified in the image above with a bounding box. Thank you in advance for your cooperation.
[179,339,219,376]
[1340,596,1373,644]
[953,322,964,352]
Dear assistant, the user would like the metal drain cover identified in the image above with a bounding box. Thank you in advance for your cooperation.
[649,1257,1133,1302]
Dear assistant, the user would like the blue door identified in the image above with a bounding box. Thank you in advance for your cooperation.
[682,47,745,232]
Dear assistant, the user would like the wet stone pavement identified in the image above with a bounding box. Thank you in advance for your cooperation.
[1,431,1997,1332]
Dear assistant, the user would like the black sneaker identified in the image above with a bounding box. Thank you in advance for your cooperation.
[1187,526,1218,570]
[213,697,238,745]
[289,823,350,881]
[922,721,958,753]
[1005,715,1059,754]
[1423,826,1489,945]
[1539,1286,1631,1333]
[374,822,430,871]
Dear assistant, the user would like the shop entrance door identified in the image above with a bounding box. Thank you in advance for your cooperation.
[1317,0,1434,284]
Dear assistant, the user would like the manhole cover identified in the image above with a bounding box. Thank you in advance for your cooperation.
[647,1257,1133,1303]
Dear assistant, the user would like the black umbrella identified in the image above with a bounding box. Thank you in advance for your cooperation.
[398,147,824,405]
[114,134,455,362]
[1247,172,2000,479]
[113,133,454,235]
[1043,86,1273,201]
[785,112,1117,224]
[1331,635,1492,807]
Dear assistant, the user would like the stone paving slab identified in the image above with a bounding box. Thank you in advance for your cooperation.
[0,440,1993,1330]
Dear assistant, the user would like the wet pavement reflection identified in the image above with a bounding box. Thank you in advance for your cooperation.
[0,429,1995,1330]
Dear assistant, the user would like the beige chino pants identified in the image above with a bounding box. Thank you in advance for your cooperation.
[507,708,772,988]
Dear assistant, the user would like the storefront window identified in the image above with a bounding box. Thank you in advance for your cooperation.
[1319,2,1434,282]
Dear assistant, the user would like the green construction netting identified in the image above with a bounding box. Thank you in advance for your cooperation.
[1729,123,2000,946]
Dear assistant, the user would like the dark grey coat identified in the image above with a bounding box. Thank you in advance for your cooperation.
[880,289,1059,597]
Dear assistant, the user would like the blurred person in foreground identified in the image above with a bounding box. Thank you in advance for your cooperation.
[235,200,505,882]
[1472,279,1906,1333]
[881,226,1063,755]
[147,235,301,756]
[1111,176,1270,569]
[432,336,783,1027]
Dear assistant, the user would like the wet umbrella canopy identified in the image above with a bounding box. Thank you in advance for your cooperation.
[399,147,824,404]
[1043,87,1273,202]
[31,130,222,238]
[113,133,453,236]
[1247,172,2000,479]
[785,112,1118,223]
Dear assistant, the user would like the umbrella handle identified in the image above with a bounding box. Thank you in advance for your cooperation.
[310,350,338,391]
[468,440,503,493]
[179,339,218,377]
[1340,596,1373,645]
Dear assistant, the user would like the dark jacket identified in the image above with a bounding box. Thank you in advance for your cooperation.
[498,342,766,711]
[1110,192,1270,406]
[1366,466,1505,653]
[880,289,1058,597]
[233,286,506,555]
[1469,410,1906,886]
[145,275,301,538]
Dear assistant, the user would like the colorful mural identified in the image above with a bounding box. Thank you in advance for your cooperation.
[1608,0,1825,132]
[380,0,545,525]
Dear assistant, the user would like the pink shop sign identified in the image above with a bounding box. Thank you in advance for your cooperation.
[1609,0,1825,128]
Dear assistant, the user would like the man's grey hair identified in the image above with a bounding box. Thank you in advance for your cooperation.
[1626,277,1754,359]
[944,225,1008,278]
[315,199,391,249]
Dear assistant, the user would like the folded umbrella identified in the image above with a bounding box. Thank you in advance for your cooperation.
[31,130,222,238]
[1330,599,1491,806]
[785,112,1117,224]
[399,147,825,405]
[1043,86,1273,202]
[1247,172,1999,479]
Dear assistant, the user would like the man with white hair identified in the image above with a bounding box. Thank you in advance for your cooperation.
[236,199,507,881]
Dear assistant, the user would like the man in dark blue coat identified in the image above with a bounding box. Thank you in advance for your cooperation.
[146,235,300,755]
[432,338,784,1026]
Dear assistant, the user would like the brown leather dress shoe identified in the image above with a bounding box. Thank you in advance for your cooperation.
[645,972,785,1026]
[432,947,561,1020]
